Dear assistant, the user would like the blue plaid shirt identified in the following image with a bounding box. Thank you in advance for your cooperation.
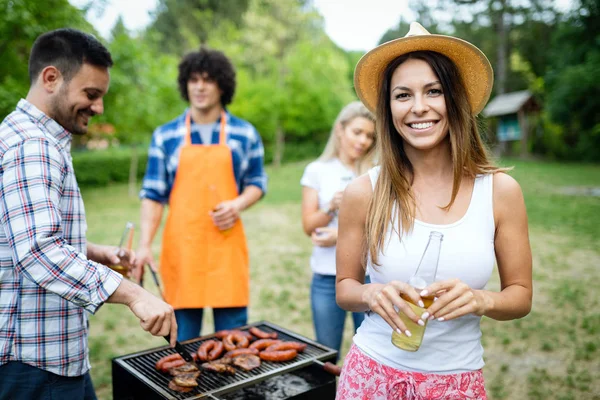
[0,99,122,377]
[140,109,267,203]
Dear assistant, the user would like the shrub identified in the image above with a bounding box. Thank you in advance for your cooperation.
[72,147,148,187]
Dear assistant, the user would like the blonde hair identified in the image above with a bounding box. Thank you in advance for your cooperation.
[318,101,377,175]
[366,51,508,266]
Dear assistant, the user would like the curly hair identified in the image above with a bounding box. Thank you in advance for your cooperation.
[177,47,236,106]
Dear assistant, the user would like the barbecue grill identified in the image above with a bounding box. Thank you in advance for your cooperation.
[112,321,338,399]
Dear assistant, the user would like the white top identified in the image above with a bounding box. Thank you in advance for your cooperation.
[353,167,496,374]
[300,158,355,275]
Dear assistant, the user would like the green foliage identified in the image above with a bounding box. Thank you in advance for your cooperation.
[544,1,600,161]
[149,0,250,54]
[94,26,185,145]
[0,0,93,117]
[72,148,148,187]
[212,0,353,164]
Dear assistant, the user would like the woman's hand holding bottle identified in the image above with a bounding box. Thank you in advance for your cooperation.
[420,279,490,322]
[362,282,425,337]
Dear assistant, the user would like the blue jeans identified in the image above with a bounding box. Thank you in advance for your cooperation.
[0,361,97,400]
[175,307,248,341]
[311,273,368,362]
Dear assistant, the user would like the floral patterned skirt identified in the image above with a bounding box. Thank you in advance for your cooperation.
[336,344,487,400]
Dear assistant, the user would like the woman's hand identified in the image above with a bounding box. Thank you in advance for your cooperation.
[329,190,344,212]
[362,281,425,336]
[311,227,337,247]
[420,279,491,322]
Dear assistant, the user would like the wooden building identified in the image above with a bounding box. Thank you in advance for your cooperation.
[483,90,540,157]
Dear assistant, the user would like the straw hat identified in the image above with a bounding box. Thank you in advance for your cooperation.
[354,22,493,115]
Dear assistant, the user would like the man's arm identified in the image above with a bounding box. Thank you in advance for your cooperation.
[210,186,262,231]
[133,127,168,279]
[106,276,177,346]
[0,138,122,313]
[132,199,164,281]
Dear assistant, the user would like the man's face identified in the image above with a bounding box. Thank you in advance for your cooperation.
[49,63,110,135]
[187,72,223,113]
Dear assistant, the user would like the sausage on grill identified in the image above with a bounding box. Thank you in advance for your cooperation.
[264,341,307,353]
[259,349,298,362]
[215,329,255,342]
[249,327,278,339]
[222,332,249,352]
[223,348,259,358]
[197,339,224,361]
[249,339,281,351]
[156,354,181,371]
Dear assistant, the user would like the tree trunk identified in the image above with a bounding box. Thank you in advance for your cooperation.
[272,124,285,168]
[272,54,287,168]
[496,1,508,94]
[129,146,138,198]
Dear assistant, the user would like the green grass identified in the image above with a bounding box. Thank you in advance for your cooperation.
[82,159,600,399]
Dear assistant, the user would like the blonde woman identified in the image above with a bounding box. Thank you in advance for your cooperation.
[336,23,532,398]
[300,101,376,362]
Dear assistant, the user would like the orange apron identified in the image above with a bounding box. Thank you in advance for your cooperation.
[160,110,249,309]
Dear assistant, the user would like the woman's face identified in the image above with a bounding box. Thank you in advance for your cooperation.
[389,58,448,151]
[337,116,375,162]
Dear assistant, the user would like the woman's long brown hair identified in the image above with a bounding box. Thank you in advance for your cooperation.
[366,51,507,266]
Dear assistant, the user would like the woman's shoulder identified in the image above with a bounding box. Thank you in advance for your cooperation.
[492,172,523,196]
[344,174,374,207]
[491,172,526,216]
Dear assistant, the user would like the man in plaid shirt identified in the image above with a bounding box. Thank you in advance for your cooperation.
[0,29,177,399]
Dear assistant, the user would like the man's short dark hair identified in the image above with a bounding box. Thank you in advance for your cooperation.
[28,28,113,84]
[177,47,236,107]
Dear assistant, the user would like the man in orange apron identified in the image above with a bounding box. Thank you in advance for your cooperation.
[133,48,267,341]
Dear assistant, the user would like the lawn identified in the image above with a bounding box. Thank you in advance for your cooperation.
[82,158,600,400]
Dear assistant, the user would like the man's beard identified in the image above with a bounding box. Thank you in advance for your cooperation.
[49,88,90,136]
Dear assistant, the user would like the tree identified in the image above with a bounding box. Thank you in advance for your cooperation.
[0,0,93,117]
[544,0,600,161]
[148,0,250,55]
[435,0,559,94]
[216,0,353,166]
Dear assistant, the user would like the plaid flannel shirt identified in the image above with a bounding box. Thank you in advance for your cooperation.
[140,109,267,203]
[0,99,122,377]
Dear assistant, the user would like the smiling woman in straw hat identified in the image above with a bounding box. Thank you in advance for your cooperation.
[335,22,533,399]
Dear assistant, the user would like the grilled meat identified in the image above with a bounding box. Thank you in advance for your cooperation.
[169,362,199,376]
[201,360,236,375]
[232,354,261,371]
[172,372,200,387]
[168,379,194,393]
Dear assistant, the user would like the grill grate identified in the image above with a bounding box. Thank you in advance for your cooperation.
[113,321,337,399]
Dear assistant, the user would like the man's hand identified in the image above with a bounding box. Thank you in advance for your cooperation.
[89,244,136,276]
[129,289,177,343]
[132,245,158,284]
[107,279,177,347]
[210,199,242,231]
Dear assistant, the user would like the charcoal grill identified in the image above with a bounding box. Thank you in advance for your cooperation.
[112,321,338,399]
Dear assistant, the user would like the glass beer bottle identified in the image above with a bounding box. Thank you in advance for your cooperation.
[391,231,443,351]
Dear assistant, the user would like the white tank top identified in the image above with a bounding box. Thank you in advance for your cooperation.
[352,167,495,374]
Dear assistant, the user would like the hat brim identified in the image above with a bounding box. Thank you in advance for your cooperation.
[354,34,493,115]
